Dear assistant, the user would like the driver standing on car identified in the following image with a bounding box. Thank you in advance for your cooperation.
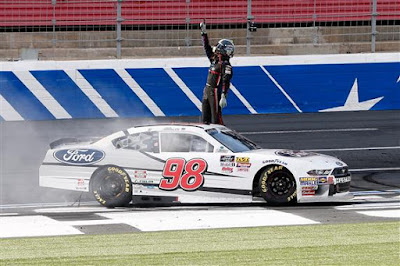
[200,20,234,125]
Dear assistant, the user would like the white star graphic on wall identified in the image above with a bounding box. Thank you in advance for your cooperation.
[397,76,399,83]
[320,78,384,112]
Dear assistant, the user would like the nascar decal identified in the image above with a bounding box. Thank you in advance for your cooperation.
[159,158,207,191]
[53,149,105,165]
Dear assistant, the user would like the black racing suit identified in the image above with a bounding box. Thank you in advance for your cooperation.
[201,33,233,125]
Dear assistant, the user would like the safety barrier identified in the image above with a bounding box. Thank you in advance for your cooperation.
[0,53,399,121]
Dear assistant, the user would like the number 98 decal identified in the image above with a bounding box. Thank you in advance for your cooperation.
[159,158,207,191]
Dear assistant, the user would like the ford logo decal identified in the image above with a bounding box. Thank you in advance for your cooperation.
[53,149,105,165]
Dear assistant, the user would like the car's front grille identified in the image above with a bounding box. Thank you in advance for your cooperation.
[329,167,351,195]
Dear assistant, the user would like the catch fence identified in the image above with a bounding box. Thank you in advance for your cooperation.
[0,0,398,60]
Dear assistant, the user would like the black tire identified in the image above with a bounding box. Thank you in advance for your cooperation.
[258,165,297,205]
[90,165,132,208]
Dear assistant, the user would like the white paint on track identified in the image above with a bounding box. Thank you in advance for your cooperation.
[241,128,378,135]
[0,215,83,238]
[335,202,400,211]
[357,210,400,218]
[350,167,400,172]
[98,208,319,231]
[305,146,400,152]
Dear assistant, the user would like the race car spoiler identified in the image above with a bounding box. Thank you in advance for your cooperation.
[49,137,100,149]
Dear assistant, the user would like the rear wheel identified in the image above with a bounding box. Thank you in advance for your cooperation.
[90,166,132,208]
[259,165,297,205]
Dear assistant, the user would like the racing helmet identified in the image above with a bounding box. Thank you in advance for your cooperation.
[215,39,235,58]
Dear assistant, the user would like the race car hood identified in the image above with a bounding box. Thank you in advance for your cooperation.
[49,137,101,149]
[248,148,347,168]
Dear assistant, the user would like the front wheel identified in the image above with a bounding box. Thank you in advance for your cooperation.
[259,165,297,205]
[90,166,132,208]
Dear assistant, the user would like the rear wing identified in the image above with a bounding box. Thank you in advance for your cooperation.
[49,137,101,149]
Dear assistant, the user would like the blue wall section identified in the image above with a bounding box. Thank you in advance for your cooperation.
[0,59,399,121]
[0,72,54,120]
[173,67,251,115]
[31,70,105,119]
[79,69,153,117]
[233,66,299,113]
[126,68,200,116]
[266,62,400,112]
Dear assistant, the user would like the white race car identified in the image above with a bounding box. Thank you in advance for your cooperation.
[39,124,352,207]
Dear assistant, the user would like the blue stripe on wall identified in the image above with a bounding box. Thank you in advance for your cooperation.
[31,70,104,119]
[266,62,400,112]
[232,66,299,113]
[126,68,200,116]
[0,71,54,120]
[79,69,153,117]
[173,67,251,115]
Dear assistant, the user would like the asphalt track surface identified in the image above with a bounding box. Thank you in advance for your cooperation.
[0,110,399,236]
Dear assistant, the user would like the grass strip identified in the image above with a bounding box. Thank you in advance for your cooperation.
[1,221,399,265]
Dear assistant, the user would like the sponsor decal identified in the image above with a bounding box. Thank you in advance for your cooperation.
[275,150,314,157]
[222,167,233,173]
[134,170,147,179]
[262,159,288,166]
[237,168,249,172]
[236,157,250,164]
[53,149,105,165]
[75,178,87,190]
[237,163,251,168]
[220,155,235,162]
[220,155,235,167]
[302,190,316,196]
[299,177,318,186]
[301,185,318,190]
[318,176,335,185]
[336,176,351,183]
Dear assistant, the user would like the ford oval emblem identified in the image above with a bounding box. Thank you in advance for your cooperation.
[53,149,105,165]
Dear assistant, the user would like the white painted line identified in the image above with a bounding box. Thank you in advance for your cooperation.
[357,210,400,218]
[0,215,83,238]
[260,65,302,113]
[0,213,19,216]
[335,202,400,210]
[230,83,257,114]
[98,208,318,231]
[115,69,165,116]
[352,190,400,195]
[0,201,98,209]
[304,146,400,152]
[241,128,377,135]
[350,167,400,172]
[61,219,122,226]
[35,206,121,213]
[0,94,24,121]
[352,195,384,200]
[14,71,72,119]
[64,69,118,118]
[164,67,202,111]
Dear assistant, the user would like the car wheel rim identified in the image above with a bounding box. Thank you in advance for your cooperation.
[268,174,293,196]
[99,175,125,199]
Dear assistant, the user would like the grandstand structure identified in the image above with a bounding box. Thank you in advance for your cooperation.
[0,0,399,60]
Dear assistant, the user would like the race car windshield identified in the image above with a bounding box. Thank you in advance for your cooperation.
[207,130,260,152]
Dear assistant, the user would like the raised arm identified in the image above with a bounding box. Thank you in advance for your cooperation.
[200,20,213,62]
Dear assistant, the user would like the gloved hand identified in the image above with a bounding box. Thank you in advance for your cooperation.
[200,19,206,34]
[219,93,227,109]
